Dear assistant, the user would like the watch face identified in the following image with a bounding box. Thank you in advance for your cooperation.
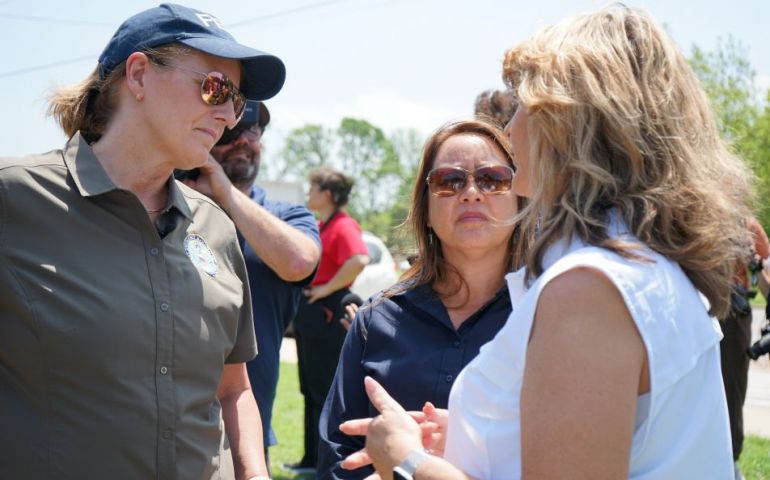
[393,467,413,480]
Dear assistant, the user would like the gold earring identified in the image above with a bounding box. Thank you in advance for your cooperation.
[135,93,144,101]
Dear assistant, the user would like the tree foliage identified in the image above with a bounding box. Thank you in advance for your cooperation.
[274,124,333,181]
[689,37,770,228]
[690,39,757,141]
[270,118,425,255]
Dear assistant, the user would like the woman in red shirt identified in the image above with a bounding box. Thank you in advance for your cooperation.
[289,167,370,473]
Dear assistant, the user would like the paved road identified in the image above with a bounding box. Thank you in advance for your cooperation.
[280,308,770,438]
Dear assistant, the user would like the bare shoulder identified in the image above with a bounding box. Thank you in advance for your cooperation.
[529,266,647,384]
[528,267,648,392]
[521,265,649,478]
[535,266,638,339]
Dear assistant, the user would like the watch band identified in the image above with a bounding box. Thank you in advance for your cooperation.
[392,449,431,480]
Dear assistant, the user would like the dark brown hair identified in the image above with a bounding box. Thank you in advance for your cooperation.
[308,166,355,208]
[474,89,518,128]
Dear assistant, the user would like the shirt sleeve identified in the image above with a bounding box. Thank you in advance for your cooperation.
[331,218,369,265]
[317,306,374,479]
[280,203,321,287]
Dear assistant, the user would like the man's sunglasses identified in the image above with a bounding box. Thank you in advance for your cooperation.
[153,61,246,123]
[426,165,515,197]
[217,123,262,146]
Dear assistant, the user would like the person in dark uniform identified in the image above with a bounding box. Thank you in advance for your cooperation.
[287,167,370,474]
[184,100,321,471]
[0,4,285,479]
[720,217,770,479]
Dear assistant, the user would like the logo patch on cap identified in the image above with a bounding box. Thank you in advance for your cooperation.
[195,13,224,29]
[184,233,218,277]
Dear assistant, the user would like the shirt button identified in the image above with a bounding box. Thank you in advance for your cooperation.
[160,366,168,375]
[445,374,454,383]
[160,302,169,312]
[162,430,172,439]
[453,340,461,348]
[150,247,159,256]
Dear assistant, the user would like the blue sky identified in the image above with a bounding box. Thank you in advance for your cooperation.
[1,0,767,160]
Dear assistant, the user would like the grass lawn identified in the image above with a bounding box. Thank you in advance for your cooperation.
[269,362,309,480]
[741,435,770,480]
[269,362,770,479]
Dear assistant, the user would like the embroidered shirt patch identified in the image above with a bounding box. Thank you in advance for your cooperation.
[184,233,218,277]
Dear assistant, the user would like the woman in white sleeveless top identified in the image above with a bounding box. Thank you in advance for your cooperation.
[338,5,752,479]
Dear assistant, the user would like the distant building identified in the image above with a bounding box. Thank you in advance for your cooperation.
[255,180,305,205]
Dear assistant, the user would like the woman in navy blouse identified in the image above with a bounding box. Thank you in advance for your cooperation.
[317,119,522,479]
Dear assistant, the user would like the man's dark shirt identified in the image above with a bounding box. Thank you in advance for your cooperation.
[241,185,320,446]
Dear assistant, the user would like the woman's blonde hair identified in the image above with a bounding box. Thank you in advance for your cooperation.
[503,4,752,317]
[47,44,190,140]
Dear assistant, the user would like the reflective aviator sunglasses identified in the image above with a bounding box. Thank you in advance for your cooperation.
[152,60,247,123]
[426,165,515,196]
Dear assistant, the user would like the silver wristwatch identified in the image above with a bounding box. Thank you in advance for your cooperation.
[392,449,431,480]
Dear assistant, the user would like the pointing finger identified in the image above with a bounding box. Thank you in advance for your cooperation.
[364,376,406,415]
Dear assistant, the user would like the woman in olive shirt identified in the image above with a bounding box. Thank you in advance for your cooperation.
[0,4,284,479]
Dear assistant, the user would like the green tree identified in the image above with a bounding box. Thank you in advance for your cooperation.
[743,94,770,226]
[336,118,400,236]
[690,38,758,141]
[275,124,333,181]
[382,128,425,255]
[690,38,770,227]
[272,119,425,256]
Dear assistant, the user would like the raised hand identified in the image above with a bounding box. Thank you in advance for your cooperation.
[340,377,424,475]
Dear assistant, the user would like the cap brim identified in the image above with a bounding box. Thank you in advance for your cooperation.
[181,37,286,100]
[258,103,270,128]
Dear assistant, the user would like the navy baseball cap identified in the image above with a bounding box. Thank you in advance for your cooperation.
[240,100,270,128]
[98,3,285,100]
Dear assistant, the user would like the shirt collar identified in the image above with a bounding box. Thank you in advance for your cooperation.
[63,131,193,221]
[62,132,117,197]
[397,280,509,329]
[168,176,193,221]
[249,184,267,206]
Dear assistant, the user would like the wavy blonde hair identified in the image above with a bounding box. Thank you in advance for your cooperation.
[503,4,752,317]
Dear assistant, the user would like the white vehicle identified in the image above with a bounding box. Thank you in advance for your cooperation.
[351,231,400,300]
